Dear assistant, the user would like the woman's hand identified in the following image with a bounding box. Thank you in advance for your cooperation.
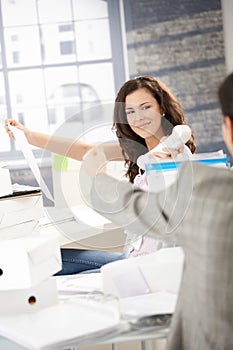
[151,146,184,159]
[4,118,29,140]
[151,136,184,159]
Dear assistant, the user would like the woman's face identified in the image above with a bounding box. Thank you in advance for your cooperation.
[125,88,164,145]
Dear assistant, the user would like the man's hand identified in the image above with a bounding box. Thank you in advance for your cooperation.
[82,144,107,179]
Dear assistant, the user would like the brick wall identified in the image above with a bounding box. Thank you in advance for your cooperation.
[123,0,228,154]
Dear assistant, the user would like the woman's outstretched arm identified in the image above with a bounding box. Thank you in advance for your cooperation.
[5,118,123,161]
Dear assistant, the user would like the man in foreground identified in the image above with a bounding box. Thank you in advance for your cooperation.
[86,72,233,350]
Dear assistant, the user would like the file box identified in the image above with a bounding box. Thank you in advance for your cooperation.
[0,236,62,290]
[0,277,58,314]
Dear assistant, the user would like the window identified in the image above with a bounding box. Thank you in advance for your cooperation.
[0,0,127,161]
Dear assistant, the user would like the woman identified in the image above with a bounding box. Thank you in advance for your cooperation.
[5,75,195,272]
[111,76,195,256]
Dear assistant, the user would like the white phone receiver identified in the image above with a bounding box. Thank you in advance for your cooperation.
[137,125,192,170]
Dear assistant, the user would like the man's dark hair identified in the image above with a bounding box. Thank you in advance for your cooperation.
[218,72,233,120]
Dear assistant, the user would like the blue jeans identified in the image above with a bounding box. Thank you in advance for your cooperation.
[55,248,125,275]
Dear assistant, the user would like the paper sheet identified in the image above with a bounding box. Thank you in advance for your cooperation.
[119,292,177,318]
[8,125,54,202]
[56,273,103,295]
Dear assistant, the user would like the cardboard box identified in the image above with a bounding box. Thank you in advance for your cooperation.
[0,192,45,228]
[0,277,58,314]
[0,219,39,240]
[0,236,62,290]
[0,168,12,197]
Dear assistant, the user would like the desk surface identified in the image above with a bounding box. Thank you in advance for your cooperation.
[0,283,171,350]
[0,322,169,350]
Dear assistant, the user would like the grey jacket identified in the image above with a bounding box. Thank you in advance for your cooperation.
[91,162,233,350]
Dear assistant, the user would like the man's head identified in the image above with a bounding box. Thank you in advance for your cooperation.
[218,72,233,156]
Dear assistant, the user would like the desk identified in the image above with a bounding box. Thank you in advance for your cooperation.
[0,323,169,350]
[0,290,171,350]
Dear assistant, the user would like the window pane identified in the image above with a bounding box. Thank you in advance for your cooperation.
[60,41,75,55]
[11,106,48,132]
[79,63,115,102]
[9,107,48,152]
[44,66,104,128]
[0,73,6,108]
[9,69,45,115]
[44,66,79,127]
[0,41,2,68]
[73,0,108,20]
[0,73,9,152]
[75,19,112,61]
[41,24,76,64]
[38,0,72,23]
[2,0,37,26]
[4,27,42,67]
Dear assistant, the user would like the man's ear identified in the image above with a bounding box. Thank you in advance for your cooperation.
[225,116,233,142]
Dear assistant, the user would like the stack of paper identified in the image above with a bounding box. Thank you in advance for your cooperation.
[0,182,62,315]
[0,185,44,240]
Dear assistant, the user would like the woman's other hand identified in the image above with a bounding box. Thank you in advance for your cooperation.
[5,118,29,140]
[151,146,184,159]
[151,136,184,159]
